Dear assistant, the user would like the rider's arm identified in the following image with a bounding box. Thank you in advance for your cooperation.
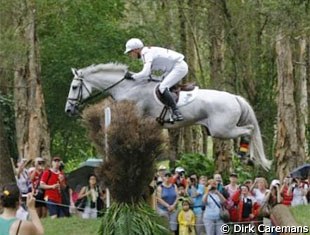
[132,49,153,79]
[132,61,152,79]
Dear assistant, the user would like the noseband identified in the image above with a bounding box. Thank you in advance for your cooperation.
[67,77,91,107]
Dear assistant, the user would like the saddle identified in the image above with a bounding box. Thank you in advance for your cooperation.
[155,82,196,103]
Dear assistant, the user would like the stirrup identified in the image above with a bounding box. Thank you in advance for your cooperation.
[172,110,184,121]
[156,106,175,125]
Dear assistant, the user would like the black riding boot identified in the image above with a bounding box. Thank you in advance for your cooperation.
[161,88,184,121]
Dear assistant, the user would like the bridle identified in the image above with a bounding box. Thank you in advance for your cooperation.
[66,77,92,107]
[67,74,128,107]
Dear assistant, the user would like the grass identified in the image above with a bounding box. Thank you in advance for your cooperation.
[42,216,101,235]
[42,205,310,235]
[290,204,310,227]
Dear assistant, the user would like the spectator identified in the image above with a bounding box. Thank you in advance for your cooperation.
[78,174,104,219]
[243,179,253,190]
[59,173,74,217]
[306,176,310,203]
[290,177,308,206]
[15,158,32,220]
[0,183,44,235]
[264,179,282,207]
[225,173,239,222]
[188,175,206,235]
[280,176,293,206]
[213,173,229,199]
[232,184,260,223]
[171,167,187,187]
[176,184,192,212]
[16,158,31,196]
[40,155,65,219]
[178,199,196,235]
[156,172,178,234]
[29,157,48,218]
[156,165,167,185]
[202,179,227,235]
[251,177,269,206]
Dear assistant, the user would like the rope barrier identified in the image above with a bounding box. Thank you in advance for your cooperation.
[28,198,266,226]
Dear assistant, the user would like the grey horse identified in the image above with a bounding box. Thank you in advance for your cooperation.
[65,63,272,170]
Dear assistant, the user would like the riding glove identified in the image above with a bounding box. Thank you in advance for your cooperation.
[124,71,134,80]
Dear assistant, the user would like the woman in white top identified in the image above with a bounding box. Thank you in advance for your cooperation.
[290,178,308,206]
[124,38,188,121]
[251,177,269,206]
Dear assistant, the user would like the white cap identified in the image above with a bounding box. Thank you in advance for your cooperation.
[124,38,144,54]
[271,179,280,186]
[175,167,185,173]
[35,157,44,164]
[158,165,167,170]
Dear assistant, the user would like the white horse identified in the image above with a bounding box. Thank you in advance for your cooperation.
[65,62,272,170]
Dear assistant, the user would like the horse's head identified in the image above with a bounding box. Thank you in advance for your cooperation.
[65,68,92,116]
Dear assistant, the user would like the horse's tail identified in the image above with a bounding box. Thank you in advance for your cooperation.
[236,96,272,170]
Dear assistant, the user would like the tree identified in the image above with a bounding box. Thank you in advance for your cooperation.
[208,0,233,174]
[12,0,50,160]
[0,111,15,185]
[275,34,305,180]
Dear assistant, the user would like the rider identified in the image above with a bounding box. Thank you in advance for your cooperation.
[124,38,188,121]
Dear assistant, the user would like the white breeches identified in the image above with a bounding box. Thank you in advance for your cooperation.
[159,60,188,93]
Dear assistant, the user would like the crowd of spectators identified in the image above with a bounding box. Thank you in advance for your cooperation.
[2,156,309,235]
[12,156,104,221]
[154,166,310,235]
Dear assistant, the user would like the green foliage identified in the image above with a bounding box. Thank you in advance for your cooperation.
[37,0,135,161]
[176,153,215,178]
[99,202,170,235]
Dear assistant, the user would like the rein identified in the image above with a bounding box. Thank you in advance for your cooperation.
[83,76,127,104]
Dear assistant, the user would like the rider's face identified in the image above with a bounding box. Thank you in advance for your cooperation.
[129,49,139,59]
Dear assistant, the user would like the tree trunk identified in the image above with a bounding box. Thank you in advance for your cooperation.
[275,33,304,180]
[295,36,308,159]
[14,0,50,161]
[208,0,233,173]
[0,111,16,185]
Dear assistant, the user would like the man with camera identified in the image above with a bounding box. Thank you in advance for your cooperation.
[171,167,187,187]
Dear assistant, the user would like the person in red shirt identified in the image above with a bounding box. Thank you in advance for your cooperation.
[40,156,65,219]
[280,176,293,206]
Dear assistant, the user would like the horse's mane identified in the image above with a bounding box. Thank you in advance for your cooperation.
[79,62,128,76]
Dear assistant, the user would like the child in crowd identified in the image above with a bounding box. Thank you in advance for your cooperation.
[178,200,196,235]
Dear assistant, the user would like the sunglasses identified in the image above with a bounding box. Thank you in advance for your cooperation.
[53,159,61,162]
[38,161,44,165]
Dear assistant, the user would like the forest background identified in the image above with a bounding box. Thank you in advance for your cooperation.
[0,0,310,184]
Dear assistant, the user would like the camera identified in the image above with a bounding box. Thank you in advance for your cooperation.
[21,194,27,203]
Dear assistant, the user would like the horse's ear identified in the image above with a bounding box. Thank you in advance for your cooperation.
[71,68,78,77]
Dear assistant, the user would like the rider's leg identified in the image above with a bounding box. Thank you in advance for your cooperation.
[161,88,183,121]
[159,60,188,121]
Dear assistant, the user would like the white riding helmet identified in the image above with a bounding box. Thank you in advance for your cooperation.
[124,38,144,54]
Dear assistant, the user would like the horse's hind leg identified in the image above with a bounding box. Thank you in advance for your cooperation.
[206,122,254,139]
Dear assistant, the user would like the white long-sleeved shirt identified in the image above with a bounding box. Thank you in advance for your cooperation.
[132,46,184,80]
